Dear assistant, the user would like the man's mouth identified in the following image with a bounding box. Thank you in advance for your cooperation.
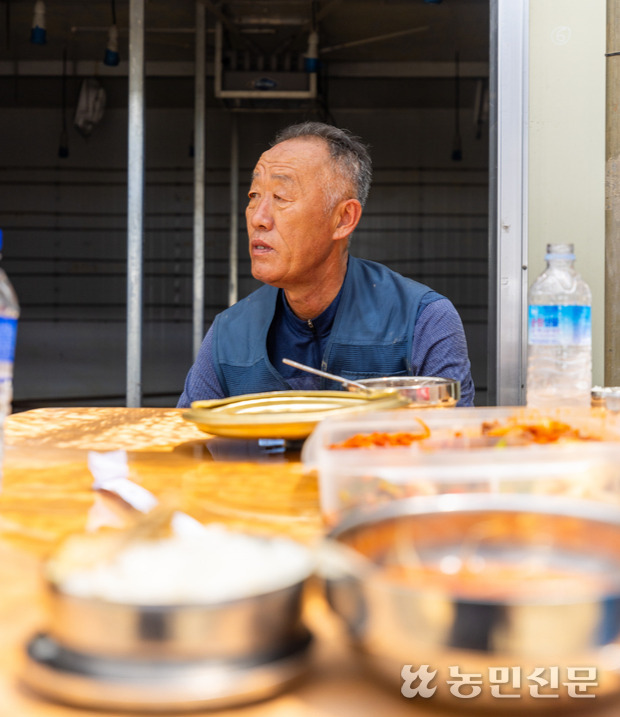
[251,239,273,253]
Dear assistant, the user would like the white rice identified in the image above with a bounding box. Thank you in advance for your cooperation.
[57,524,313,605]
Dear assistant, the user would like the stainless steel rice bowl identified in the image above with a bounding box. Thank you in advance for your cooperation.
[23,527,315,711]
[43,576,310,661]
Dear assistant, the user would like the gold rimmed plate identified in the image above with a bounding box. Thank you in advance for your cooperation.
[183,390,408,440]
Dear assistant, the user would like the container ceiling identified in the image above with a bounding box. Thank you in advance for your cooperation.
[0,0,490,109]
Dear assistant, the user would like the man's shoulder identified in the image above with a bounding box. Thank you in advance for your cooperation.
[348,255,441,296]
[215,284,278,324]
[211,284,279,365]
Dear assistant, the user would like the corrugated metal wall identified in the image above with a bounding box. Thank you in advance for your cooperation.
[0,104,488,408]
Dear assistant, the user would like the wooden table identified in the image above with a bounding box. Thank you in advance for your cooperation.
[1,407,619,716]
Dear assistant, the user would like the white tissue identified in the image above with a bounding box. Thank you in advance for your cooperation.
[87,450,207,537]
[88,450,158,513]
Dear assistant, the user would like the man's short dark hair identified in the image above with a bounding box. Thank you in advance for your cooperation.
[273,121,372,208]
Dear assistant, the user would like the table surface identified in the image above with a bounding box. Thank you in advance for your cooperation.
[1,406,619,717]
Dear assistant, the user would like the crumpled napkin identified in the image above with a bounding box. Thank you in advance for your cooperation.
[89,450,158,513]
[86,450,206,537]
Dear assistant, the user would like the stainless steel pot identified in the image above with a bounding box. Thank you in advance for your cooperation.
[347,376,460,407]
[322,494,620,706]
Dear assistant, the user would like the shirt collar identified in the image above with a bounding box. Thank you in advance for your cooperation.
[279,285,343,338]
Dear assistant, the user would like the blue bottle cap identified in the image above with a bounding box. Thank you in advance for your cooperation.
[104,48,120,66]
[545,252,575,261]
[30,26,47,44]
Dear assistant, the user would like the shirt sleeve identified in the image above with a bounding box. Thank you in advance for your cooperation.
[411,298,475,407]
[176,326,225,408]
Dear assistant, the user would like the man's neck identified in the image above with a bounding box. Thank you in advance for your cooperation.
[284,254,348,320]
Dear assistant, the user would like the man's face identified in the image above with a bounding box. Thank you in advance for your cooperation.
[246,137,341,290]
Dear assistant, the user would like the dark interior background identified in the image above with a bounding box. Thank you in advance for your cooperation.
[0,0,490,408]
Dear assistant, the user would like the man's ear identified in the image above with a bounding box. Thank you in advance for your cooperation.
[332,199,362,241]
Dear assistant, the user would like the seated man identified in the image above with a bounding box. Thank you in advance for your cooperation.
[178,121,474,407]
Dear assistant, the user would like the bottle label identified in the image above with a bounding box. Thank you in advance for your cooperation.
[0,317,18,363]
[528,305,591,346]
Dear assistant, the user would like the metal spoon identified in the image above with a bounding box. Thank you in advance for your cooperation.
[282,358,374,394]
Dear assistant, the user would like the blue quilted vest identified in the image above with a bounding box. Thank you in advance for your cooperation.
[212,256,442,395]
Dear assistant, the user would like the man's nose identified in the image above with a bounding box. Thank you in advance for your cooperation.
[248,195,273,230]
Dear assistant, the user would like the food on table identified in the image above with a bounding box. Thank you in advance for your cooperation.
[381,558,610,601]
[480,416,603,445]
[321,412,619,522]
[330,428,431,449]
[329,414,607,450]
[47,523,312,605]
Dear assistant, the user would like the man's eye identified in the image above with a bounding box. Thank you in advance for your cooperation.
[248,192,258,200]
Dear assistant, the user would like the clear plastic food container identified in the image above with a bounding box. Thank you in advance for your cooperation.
[301,406,620,526]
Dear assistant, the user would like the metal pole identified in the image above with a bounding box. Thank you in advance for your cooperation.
[228,113,239,307]
[487,0,499,406]
[487,0,529,406]
[193,1,206,358]
[126,0,145,407]
[606,0,620,385]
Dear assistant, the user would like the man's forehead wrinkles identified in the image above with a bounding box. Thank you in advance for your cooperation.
[250,163,299,185]
[272,173,295,184]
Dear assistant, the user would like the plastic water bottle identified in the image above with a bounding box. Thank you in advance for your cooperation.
[526,243,591,408]
[0,230,19,487]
